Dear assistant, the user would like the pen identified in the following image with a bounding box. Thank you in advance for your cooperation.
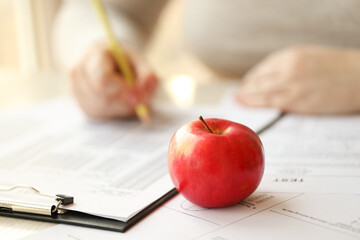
[90,0,151,124]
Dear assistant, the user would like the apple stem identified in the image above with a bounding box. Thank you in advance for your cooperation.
[199,116,214,134]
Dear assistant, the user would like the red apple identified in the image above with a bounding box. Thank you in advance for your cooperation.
[167,116,264,208]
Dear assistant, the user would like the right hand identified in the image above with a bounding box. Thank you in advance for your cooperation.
[69,42,158,118]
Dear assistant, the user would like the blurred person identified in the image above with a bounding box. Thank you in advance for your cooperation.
[53,0,360,118]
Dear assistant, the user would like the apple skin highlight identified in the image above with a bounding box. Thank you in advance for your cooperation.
[167,118,264,208]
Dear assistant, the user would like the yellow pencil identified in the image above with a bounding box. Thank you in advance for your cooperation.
[90,0,151,124]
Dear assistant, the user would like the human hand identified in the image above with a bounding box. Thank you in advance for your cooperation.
[236,46,360,114]
[69,42,158,118]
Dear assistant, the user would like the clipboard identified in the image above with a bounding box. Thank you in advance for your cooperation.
[0,188,178,232]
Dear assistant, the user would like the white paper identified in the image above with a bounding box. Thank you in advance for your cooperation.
[20,192,360,240]
[0,216,54,240]
[195,193,360,240]
[258,114,360,194]
[11,99,360,240]
[0,97,279,222]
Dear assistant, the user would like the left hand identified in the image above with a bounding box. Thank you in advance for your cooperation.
[236,46,360,114]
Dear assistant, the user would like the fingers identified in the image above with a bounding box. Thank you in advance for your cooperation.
[138,73,158,105]
[128,49,158,96]
[237,69,302,111]
[119,72,158,113]
[70,63,133,118]
[84,48,126,97]
[121,50,159,109]
[236,46,311,111]
[236,84,289,110]
[69,42,158,119]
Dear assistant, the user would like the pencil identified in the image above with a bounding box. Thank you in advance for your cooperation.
[90,0,151,124]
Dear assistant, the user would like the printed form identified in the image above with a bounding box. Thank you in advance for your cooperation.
[2,95,359,240]
[258,114,360,194]
[17,102,360,240]
[21,192,360,240]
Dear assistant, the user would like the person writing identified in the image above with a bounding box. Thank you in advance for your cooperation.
[53,0,360,118]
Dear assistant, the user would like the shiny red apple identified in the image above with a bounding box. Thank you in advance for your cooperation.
[167,116,264,208]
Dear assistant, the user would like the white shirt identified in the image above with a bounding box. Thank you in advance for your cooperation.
[54,0,360,76]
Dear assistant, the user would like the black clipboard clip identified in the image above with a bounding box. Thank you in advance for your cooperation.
[0,185,74,217]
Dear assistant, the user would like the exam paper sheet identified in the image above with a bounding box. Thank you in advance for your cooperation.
[7,98,360,239]
[258,114,360,194]
[21,192,360,240]
[0,98,280,222]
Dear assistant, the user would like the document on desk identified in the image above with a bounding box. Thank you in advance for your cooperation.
[0,97,280,224]
[258,114,360,194]
[21,192,360,240]
[16,99,360,239]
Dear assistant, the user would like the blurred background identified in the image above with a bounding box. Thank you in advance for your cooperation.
[0,0,59,74]
[0,0,215,112]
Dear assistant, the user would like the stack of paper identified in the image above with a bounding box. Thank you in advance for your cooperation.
[2,94,359,239]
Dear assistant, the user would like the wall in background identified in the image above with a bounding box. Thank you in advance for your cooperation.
[0,0,61,74]
[0,0,20,69]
